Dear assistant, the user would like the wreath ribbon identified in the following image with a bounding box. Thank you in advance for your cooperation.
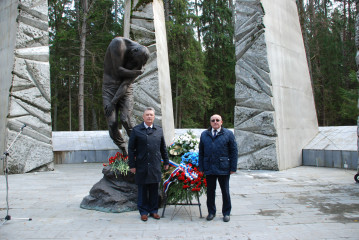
[163,160,199,193]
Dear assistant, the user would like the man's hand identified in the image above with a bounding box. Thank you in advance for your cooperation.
[130,168,136,174]
[164,165,169,171]
[105,103,115,117]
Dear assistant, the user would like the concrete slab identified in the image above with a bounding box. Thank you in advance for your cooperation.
[1,164,359,239]
[304,126,357,151]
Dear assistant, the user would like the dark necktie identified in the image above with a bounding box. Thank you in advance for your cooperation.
[146,127,152,134]
[213,129,217,137]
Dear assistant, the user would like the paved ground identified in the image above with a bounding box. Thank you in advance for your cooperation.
[0,163,359,240]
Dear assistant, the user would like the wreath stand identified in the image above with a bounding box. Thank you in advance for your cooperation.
[161,189,203,220]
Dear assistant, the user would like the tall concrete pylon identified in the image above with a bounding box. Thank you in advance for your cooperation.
[234,0,318,170]
[123,0,175,146]
[0,0,53,174]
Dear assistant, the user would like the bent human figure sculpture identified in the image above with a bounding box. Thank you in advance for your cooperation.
[102,37,150,155]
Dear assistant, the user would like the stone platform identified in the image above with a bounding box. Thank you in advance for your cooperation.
[303,126,358,170]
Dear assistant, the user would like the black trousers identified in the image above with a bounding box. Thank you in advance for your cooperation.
[206,174,231,216]
[137,183,159,215]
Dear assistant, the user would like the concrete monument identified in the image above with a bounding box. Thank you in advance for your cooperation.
[0,0,53,174]
[123,0,175,146]
[234,0,318,170]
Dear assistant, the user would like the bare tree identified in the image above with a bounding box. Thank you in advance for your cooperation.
[164,0,170,21]
[356,0,359,156]
[78,0,94,131]
[114,0,118,23]
[355,0,359,106]
[297,0,313,85]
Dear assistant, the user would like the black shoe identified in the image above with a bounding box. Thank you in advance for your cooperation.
[206,213,215,221]
[223,215,230,222]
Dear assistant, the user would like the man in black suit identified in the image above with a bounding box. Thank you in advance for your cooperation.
[128,107,169,221]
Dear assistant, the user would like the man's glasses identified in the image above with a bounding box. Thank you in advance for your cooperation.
[211,119,221,122]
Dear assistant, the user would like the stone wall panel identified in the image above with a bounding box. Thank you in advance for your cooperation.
[3,0,53,173]
[234,129,276,154]
[235,0,278,170]
[235,82,274,110]
[12,75,35,91]
[6,130,52,173]
[238,144,278,170]
[235,0,318,170]
[16,22,48,48]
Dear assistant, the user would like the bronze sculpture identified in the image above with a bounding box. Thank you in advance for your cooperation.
[102,37,150,155]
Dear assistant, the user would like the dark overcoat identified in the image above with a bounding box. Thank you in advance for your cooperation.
[198,127,238,175]
[128,122,169,184]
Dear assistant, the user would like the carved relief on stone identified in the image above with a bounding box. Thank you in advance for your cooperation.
[234,0,278,170]
[6,0,53,173]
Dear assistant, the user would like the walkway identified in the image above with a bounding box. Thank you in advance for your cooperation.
[1,164,359,239]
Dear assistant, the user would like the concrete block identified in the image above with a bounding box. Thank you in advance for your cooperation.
[324,150,333,168]
[333,150,342,168]
[234,0,318,170]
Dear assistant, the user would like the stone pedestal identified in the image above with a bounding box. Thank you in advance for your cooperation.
[124,0,175,146]
[80,166,138,213]
[0,0,53,174]
[234,0,318,170]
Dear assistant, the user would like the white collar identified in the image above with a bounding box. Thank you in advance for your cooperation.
[144,123,153,128]
[212,127,221,133]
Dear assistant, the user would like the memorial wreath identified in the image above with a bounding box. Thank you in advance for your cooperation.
[162,131,206,203]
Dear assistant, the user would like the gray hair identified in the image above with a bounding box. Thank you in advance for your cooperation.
[144,107,155,114]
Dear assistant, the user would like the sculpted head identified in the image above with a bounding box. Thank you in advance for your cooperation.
[129,45,150,68]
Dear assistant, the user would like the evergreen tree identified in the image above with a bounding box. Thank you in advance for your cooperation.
[49,0,123,131]
[49,0,79,131]
[304,0,359,125]
[200,0,235,128]
[83,0,123,130]
[166,0,210,128]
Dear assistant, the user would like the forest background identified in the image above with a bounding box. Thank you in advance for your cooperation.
[49,0,359,131]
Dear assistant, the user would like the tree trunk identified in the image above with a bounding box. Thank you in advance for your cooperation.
[114,0,118,23]
[297,0,313,87]
[78,0,90,131]
[53,77,58,131]
[69,76,72,131]
[343,0,348,70]
[178,87,182,128]
[195,0,201,42]
[355,0,359,109]
[90,85,98,130]
[175,77,179,128]
[164,0,170,21]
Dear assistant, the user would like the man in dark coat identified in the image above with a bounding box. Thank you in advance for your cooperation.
[198,114,238,222]
[128,107,169,221]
